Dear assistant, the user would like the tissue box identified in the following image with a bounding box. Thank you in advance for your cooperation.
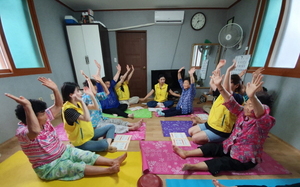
[64,15,78,24]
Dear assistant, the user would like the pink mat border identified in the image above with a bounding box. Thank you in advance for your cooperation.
[140,141,291,175]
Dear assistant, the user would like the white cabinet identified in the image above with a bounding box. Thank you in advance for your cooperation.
[66,24,112,86]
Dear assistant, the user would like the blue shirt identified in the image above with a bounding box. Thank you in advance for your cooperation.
[176,79,196,114]
[96,80,120,109]
[82,92,108,127]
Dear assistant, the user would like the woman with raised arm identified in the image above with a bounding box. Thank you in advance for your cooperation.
[115,65,139,106]
[173,70,275,175]
[81,61,143,134]
[5,77,126,181]
[95,62,133,118]
[61,78,117,153]
[157,67,196,117]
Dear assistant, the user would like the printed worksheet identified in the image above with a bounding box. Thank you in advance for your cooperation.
[111,135,132,150]
[231,55,251,79]
[170,133,191,146]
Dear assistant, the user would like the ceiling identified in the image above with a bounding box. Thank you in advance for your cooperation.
[57,0,239,11]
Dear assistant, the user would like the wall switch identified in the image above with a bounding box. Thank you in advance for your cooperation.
[50,94,55,100]
[114,58,117,63]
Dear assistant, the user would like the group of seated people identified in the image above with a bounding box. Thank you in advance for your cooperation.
[4,58,277,183]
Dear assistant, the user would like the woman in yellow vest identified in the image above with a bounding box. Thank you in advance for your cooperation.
[61,82,117,152]
[188,60,244,144]
[115,65,139,107]
[140,74,181,108]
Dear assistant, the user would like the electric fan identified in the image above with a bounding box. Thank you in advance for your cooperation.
[218,23,243,49]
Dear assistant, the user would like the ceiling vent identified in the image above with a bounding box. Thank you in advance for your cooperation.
[154,11,184,24]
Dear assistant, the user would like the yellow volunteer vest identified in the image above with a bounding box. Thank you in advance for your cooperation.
[154,83,169,102]
[207,95,237,133]
[62,101,94,146]
[115,81,130,101]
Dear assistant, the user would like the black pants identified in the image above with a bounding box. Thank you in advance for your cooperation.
[162,107,183,117]
[200,143,257,176]
[103,104,128,118]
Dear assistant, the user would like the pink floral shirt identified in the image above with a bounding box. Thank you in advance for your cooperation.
[222,96,275,163]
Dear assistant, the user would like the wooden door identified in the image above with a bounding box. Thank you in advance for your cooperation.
[116,31,147,97]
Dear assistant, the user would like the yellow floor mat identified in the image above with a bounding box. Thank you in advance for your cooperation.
[0,151,142,187]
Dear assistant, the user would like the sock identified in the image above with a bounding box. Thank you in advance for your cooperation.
[157,110,165,116]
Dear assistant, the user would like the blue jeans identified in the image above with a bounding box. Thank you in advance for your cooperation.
[147,100,174,108]
[76,124,115,152]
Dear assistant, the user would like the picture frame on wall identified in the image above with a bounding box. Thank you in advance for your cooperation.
[227,17,234,24]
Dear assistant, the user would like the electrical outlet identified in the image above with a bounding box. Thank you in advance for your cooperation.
[38,97,43,101]
[50,94,55,100]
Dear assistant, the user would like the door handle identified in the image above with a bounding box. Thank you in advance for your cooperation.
[85,56,89,64]
[143,66,146,69]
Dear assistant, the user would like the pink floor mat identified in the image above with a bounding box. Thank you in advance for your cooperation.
[140,141,291,175]
[54,122,146,141]
[118,122,146,140]
[154,107,206,117]
[54,123,69,141]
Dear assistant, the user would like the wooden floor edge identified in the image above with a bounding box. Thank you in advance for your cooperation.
[269,133,300,154]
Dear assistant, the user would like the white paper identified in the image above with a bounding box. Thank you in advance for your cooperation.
[231,55,251,78]
[200,59,209,79]
[148,108,163,112]
[112,135,132,150]
[170,133,191,146]
[195,113,209,120]
[128,106,144,111]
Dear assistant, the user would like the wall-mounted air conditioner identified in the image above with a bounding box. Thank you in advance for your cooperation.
[154,11,184,24]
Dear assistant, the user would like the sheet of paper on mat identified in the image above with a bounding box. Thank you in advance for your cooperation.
[112,135,132,150]
[170,133,191,146]
[128,106,144,111]
[195,113,208,120]
[148,108,163,112]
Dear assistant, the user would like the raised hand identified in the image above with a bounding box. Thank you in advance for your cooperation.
[81,70,90,80]
[227,60,237,72]
[188,67,196,75]
[216,59,226,70]
[178,67,184,73]
[126,64,130,71]
[252,67,264,81]
[211,69,224,86]
[116,64,121,71]
[38,77,58,91]
[94,60,101,69]
[246,73,264,98]
[131,65,134,71]
[5,93,31,107]
[239,69,247,78]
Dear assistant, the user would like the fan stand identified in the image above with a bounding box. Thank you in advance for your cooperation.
[220,47,228,59]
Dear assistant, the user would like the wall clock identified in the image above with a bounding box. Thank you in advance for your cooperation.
[191,12,206,30]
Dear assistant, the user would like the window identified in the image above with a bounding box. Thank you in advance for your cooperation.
[0,0,51,78]
[247,0,300,78]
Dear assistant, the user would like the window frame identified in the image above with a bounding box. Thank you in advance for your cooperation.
[247,0,300,78]
[0,0,51,78]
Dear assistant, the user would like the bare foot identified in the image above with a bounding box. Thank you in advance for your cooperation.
[128,114,134,119]
[182,163,198,171]
[129,119,144,131]
[107,164,120,174]
[107,146,117,153]
[113,152,127,165]
[212,179,228,187]
[172,145,187,159]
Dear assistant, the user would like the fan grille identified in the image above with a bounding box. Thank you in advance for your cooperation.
[218,23,243,48]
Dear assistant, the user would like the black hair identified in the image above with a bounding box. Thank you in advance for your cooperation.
[61,82,80,103]
[102,77,110,83]
[158,74,165,80]
[231,74,242,93]
[82,79,97,87]
[15,99,47,125]
[256,91,274,109]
